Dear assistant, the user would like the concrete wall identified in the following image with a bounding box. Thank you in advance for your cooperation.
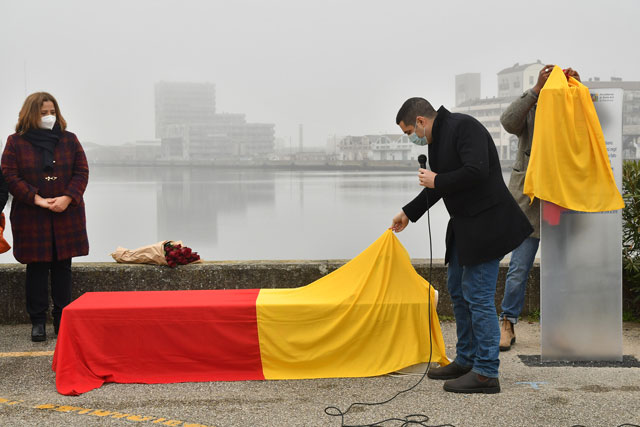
[0,261,540,324]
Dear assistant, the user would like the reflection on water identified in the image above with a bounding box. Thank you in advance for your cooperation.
[156,168,276,250]
[0,167,511,263]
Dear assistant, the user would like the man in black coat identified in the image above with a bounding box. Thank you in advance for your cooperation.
[391,97,533,394]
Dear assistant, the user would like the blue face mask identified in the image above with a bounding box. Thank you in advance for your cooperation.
[408,121,428,146]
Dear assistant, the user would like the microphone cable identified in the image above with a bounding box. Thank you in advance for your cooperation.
[324,158,455,427]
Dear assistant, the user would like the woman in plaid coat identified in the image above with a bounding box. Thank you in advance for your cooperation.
[1,92,89,342]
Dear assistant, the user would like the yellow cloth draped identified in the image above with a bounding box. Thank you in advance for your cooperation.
[255,230,449,380]
[523,66,624,212]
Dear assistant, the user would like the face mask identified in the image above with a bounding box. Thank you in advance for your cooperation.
[39,115,56,130]
[408,121,428,146]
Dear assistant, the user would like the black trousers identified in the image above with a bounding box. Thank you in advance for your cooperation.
[25,257,72,325]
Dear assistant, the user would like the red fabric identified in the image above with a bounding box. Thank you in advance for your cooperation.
[542,202,569,226]
[0,213,10,253]
[53,290,264,395]
[1,132,89,263]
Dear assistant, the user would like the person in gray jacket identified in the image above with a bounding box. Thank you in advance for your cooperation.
[498,64,581,351]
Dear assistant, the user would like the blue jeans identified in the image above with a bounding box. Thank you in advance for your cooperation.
[499,237,540,324]
[447,238,501,378]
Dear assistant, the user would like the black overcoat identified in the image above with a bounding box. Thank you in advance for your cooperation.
[403,107,533,266]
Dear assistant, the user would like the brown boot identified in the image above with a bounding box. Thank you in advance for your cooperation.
[499,318,515,351]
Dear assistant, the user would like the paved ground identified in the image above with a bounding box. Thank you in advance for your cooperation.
[0,321,639,427]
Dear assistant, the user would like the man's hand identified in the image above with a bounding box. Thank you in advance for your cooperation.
[532,64,556,95]
[48,196,72,213]
[418,168,437,188]
[563,67,581,82]
[390,211,409,233]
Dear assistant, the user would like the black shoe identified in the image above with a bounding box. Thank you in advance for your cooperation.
[427,361,472,380]
[443,371,500,394]
[31,324,46,342]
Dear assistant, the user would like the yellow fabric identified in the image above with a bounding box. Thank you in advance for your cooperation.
[524,66,624,212]
[255,230,449,380]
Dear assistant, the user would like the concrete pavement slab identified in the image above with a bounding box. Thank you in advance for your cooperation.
[0,321,638,427]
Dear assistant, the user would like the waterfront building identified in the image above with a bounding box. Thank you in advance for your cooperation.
[453,96,519,160]
[155,81,275,160]
[134,140,162,161]
[155,82,216,139]
[452,61,545,161]
[369,134,412,161]
[242,123,276,157]
[455,73,481,107]
[335,134,424,163]
[497,61,543,98]
[336,135,370,161]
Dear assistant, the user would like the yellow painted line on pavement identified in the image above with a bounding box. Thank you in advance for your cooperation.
[0,351,54,357]
[0,397,216,426]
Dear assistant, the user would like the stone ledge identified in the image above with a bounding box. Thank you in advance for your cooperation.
[0,261,540,324]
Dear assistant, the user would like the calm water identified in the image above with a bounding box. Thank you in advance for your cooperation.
[0,167,511,263]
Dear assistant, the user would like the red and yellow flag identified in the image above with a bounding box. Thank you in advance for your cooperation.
[53,230,448,395]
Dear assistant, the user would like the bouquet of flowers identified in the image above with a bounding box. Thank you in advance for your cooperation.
[111,240,201,266]
[164,241,200,268]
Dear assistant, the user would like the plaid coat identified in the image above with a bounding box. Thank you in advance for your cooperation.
[1,131,89,263]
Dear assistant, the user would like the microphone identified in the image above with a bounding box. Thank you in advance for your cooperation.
[418,154,427,169]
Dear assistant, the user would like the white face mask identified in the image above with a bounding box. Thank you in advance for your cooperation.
[39,115,56,130]
[408,120,428,146]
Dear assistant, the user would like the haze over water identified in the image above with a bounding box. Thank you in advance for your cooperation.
[0,167,483,264]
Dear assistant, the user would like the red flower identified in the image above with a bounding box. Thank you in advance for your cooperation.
[164,241,199,267]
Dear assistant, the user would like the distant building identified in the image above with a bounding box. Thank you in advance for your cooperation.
[497,60,543,98]
[210,114,275,157]
[453,96,519,160]
[585,79,640,159]
[160,124,232,160]
[294,150,327,161]
[154,81,274,160]
[336,136,370,161]
[134,140,162,161]
[242,123,276,157]
[325,135,339,155]
[335,134,423,162]
[452,61,545,161]
[369,135,412,161]
[455,73,481,107]
[155,82,216,139]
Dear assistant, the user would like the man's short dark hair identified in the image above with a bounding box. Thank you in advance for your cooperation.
[396,97,437,125]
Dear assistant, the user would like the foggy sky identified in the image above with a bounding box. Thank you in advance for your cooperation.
[1,0,638,148]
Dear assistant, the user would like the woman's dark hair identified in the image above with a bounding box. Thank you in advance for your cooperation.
[16,92,67,134]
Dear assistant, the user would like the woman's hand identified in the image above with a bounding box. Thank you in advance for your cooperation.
[47,196,72,213]
[34,194,52,209]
